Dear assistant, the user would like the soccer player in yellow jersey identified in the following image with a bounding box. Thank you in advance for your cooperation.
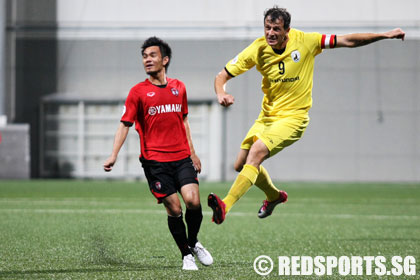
[208,6,405,224]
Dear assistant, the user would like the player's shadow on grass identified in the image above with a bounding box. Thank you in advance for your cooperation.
[0,260,249,278]
[0,231,178,278]
[0,260,250,278]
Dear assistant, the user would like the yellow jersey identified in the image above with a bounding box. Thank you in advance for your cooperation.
[225,29,333,118]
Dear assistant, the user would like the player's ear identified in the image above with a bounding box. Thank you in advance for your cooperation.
[162,56,169,67]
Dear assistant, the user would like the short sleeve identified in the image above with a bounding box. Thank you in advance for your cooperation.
[224,38,260,77]
[121,87,140,124]
[304,32,337,57]
[304,32,323,56]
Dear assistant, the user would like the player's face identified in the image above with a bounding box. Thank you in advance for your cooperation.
[264,17,290,49]
[142,46,168,75]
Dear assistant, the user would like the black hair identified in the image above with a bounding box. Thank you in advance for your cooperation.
[141,36,172,71]
[263,6,291,29]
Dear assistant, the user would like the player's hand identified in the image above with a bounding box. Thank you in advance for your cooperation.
[103,156,117,172]
[217,92,235,107]
[190,153,201,174]
[386,28,405,41]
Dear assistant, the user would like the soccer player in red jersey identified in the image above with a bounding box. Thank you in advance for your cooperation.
[103,37,213,270]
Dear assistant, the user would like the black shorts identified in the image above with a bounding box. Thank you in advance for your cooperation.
[140,157,199,204]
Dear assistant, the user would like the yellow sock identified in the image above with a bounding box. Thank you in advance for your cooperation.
[254,165,280,202]
[223,164,259,213]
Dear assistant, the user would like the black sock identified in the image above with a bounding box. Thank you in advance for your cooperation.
[185,205,203,248]
[167,214,191,257]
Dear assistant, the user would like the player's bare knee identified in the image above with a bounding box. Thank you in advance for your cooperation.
[166,207,182,217]
[184,194,201,209]
[164,200,182,216]
[185,200,201,210]
[234,149,248,172]
[234,161,244,172]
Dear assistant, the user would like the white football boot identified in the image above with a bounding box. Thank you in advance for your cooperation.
[190,241,213,266]
[182,254,198,270]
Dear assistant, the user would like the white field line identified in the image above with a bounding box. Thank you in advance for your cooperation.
[1,197,419,204]
[0,198,140,206]
[1,197,418,207]
[0,208,419,220]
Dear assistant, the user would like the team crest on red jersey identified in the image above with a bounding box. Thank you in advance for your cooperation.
[155,181,161,190]
[148,107,157,116]
[171,88,179,96]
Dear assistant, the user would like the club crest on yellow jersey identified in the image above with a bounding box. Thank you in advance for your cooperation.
[291,50,300,62]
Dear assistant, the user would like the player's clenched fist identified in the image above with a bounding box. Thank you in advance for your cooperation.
[217,93,235,107]
[386,28,405,40]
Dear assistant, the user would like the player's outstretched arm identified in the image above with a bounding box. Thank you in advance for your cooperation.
[103,122,130,172]
[215,68,235,107]
[336,28,405,48]
[183,116,201,173]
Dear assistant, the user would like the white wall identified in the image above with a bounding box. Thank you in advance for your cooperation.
[55,0,420,24]
[51,0,420,39]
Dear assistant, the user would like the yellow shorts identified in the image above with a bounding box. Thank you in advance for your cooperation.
[240,114,309,157]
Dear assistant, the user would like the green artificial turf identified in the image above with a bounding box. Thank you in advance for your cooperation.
[0,180,419,279]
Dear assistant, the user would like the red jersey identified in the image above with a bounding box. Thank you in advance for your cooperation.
[121,78,190,162]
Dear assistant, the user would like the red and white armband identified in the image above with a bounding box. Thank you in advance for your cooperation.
[321,34,337,49]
